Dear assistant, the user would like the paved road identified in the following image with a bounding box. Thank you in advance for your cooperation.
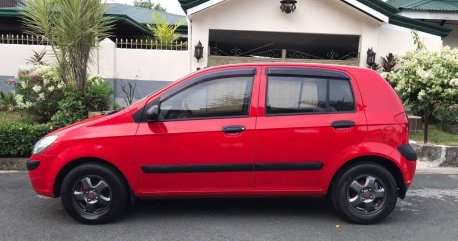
[1,171,457,241]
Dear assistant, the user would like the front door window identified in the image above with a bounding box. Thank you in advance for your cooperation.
[160,76,253,120]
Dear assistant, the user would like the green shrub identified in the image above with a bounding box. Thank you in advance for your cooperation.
[50,88,86,130]
[434,104,458,132]
[384,31,458,142]
[85,75,113,111]
[0,122,50,157]
[14,65,66,123]
[386,38,458,116]
[0,90,16,111]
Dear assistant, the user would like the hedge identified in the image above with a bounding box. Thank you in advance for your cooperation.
[0,122,51,157]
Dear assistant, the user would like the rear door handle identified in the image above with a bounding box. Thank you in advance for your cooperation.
[331,120,356,129]
[222,125,246,134]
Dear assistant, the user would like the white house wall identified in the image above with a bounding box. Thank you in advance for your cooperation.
[377,24,442,60]
[0,39,190,103]
[443,23,458,48]
[0,44,53,93]
[189,0,444,70]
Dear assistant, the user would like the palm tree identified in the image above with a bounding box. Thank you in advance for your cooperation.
[20,0,113,94]
[147,11,186,47]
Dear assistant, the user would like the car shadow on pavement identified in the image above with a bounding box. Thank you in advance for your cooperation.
[123,197,338,221]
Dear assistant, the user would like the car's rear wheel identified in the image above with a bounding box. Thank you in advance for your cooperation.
[332,162,398,224]
[60,163,127,224]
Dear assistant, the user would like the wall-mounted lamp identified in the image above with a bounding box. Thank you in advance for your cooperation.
[280,0,297,14]
[366,48,376,67]
[194,41,204,62]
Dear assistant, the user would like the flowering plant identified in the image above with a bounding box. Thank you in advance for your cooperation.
[386,46,458,111]
[385,32,458,138]
[14,65,65,123]
[85,75,113,111]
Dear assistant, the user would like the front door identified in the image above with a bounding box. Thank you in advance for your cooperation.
[254,67,366,193]
[135,67,260,195]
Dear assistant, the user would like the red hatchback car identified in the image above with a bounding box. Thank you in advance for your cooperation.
[27,63,416,224]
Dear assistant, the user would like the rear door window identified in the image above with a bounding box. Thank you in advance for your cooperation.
[266,74,355,115]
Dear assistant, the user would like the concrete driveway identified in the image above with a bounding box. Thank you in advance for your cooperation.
[0,169,457,241]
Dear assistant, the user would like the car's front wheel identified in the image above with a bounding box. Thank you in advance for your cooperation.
[331,162,398,224]
[60,163,127,224]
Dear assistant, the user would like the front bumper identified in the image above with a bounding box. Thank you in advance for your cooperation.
[27,155,61,197]
[26,160,40,171]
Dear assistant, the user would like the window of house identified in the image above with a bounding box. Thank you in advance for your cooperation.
[266,76,354,115]
[159,76,253,120]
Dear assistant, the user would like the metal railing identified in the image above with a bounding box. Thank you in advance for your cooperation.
[115,38,188,51]
[0,34,49,45]
[0,34,189,51]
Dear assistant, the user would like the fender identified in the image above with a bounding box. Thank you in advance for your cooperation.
[321,142,402,192]
[47,137,138,197]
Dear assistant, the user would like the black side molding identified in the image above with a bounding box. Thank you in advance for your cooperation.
[255,162,324,171]
[26,160,40,171]
[142,164,253,174]
[142,162,325,174]
[397,144,417,161]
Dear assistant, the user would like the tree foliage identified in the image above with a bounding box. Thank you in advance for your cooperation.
[134,0,166,12]
[386,31,458,141]
[147,11,186,45]
[20,0,113,94]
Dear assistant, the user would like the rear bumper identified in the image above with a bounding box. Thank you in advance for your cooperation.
[398,148,417,198]
[397,144,417,162]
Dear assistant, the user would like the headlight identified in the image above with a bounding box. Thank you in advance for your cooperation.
[32,135,58,155]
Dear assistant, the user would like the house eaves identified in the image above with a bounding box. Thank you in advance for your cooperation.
[387,0,458,21]
[0,6,190,36]
[178,0,452,37]
[0,7,151,35]
[399,0,458,12]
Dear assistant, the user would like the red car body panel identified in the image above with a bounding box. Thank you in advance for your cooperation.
[28,63,416,199]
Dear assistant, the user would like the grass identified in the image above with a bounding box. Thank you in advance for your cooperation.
[411,125,458,146]
[0,111,26,124]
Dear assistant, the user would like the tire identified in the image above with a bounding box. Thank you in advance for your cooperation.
[60,163,127,224]
[331,162,398,224]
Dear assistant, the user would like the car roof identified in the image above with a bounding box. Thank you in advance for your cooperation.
[203,62,366,72]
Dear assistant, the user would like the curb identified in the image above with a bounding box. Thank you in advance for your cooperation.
[0,158,27,171]
[410,142,458,167]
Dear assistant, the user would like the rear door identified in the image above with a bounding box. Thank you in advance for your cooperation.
[254,66,366,193]
[135,67,260,195]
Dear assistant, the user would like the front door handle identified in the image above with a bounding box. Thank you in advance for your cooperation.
[331,120,356,129]
[222,125,246,134]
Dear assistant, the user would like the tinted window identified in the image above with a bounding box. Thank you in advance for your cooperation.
[267,76,327,114]
[329,79,355,112]
[159,77,253,120]
[266,76,354,115]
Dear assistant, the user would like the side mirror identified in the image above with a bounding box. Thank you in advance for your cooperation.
[146,105,159,122]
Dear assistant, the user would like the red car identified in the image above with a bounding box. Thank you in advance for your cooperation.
[27,63,416,224]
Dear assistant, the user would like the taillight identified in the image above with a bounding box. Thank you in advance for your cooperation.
[394,112,409,143]
[394,112,408,126]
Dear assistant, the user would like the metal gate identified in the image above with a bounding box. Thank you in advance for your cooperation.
[208,48,360,67]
